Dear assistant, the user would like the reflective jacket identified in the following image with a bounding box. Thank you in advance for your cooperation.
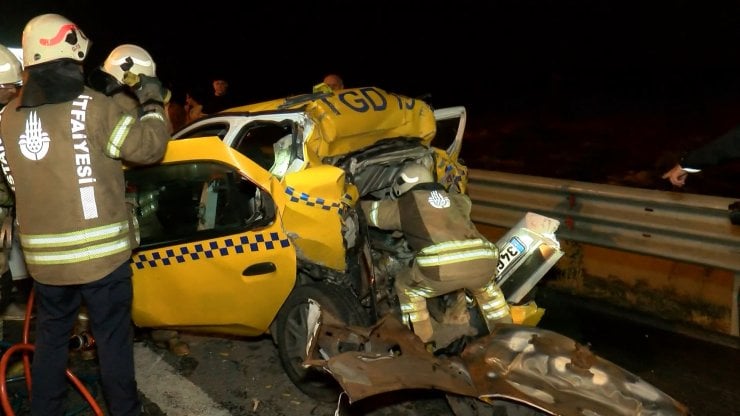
[0,87,169,284]
[361,183,498,282]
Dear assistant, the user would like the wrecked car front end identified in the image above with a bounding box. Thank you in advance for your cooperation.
[308,308,691,416]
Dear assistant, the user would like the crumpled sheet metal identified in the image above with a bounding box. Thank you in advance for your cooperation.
[462,325,692,416]
[314,315,691,415]
[307,314,478,401]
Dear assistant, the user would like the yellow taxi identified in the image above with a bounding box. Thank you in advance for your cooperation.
[125,87,468,399]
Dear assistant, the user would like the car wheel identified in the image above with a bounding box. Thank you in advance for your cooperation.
[446,394,547,416]
[275,282,369,402]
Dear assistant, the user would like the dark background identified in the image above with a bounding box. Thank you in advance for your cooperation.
[3,1,740,110]
[2,0,740,197]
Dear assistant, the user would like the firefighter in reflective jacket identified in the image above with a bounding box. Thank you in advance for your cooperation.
[0,43,23,290]
[360,162,512,344]
[0,13,170,415]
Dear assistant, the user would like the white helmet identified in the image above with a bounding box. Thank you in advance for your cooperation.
[0,44,22,85]
[392,163,434,198]
[103,44,156,85]
[22,13,90,67]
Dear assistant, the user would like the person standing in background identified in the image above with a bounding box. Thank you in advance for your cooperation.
[165,87,186,133]
[0,14,171,415]
[184,86,207,124]
[202,76,236,114]
[313,73,345,93]
[322,73,344,91]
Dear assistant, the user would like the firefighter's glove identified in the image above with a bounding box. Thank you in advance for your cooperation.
[122,71,140,88]
[131,74,166,108]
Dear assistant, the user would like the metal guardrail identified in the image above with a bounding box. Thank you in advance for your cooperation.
[468,168,740,337]
[467,169,740,272]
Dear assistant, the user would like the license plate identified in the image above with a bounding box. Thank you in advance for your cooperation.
[496,236,526,275]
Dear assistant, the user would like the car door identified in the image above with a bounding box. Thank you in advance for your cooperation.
[173,112,309,177]
[125,138,297,337]
[432,106,468,193]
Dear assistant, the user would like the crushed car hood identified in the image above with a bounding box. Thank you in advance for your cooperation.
[309,313,691,416]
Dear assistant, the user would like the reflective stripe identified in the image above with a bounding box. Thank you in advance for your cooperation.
[419,238,495,255]
[106,115,135,158]
[473,282,511,326]
[24,237,130,265]
[417,247,498,267]
[398,295,430,323]
[403,285,436,298]
[481,305,511,321]
[132,212,140,245]
[140,112,165,122]
[80,185,98,220]
[20,220,129,248]
[367,200,381,227]
[479,295,508,312]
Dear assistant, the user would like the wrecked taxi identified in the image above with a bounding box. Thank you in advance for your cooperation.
[125,87,690,415]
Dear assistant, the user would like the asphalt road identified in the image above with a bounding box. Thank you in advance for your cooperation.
[535,290,740,416]
[1,289,738,416]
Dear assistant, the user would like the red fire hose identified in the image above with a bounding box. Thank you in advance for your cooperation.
[0,288,105,415]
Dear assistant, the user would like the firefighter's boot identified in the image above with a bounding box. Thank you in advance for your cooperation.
[397,290,433,343]
[472,282,512,333]
[431,291,477,349]
[75,310,96,361]
[151,329,190,356]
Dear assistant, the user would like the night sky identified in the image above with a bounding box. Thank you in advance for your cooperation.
[3,1,740,113]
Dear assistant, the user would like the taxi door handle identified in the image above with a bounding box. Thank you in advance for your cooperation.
[243,262,276,276]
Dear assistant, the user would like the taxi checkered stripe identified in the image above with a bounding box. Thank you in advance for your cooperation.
[284,187,353,212]
[130,232,290,269]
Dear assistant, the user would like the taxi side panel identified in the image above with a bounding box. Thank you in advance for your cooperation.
[129,138,298,336]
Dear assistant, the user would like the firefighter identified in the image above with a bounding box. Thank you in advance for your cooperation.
[0,13,170,415]
[359,162,512,346]
[0,44,23,108]
[90,44,177,134]
[89,44,191,356]
[0,43,31,321]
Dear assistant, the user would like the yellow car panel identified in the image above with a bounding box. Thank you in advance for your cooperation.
[128,138,298,336]
[227,87,438,167]
[131,228,295,336]
[279,165,359,271]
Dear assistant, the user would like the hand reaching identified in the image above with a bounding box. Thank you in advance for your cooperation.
[662,164,688,187]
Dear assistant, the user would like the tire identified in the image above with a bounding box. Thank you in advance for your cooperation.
[446,394,547,416]
[275,283,369,402]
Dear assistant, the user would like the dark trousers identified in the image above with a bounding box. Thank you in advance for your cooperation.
[31,261,141,416]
